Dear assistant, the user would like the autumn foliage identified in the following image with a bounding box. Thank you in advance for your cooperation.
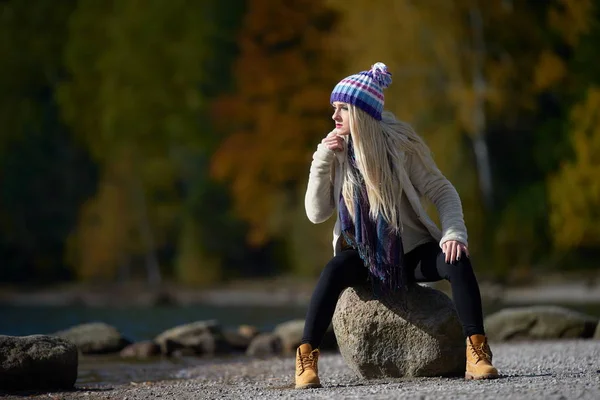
[1,0,600,285]
[210,0,341,246]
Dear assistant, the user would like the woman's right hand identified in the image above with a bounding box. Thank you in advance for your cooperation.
[321,129,344,152]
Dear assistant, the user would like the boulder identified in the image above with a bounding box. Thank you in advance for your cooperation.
[595,322,600,340]
[0,335,78,390]
[119,341,161,359]
[246,333,283,357]
[154,320,229,356]
[274,319,337,354]
[54,322,130,354]
[484,305,599,341]
[332,284,465,378]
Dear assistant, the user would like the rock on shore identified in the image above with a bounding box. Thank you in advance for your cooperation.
[484,305,599,341]
[0,335,78,390]
[154,320,230,356]
[54,322,130,354]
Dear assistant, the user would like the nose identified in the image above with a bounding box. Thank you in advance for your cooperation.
[332,109,340,121]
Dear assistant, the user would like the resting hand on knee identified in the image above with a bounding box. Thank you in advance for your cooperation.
[441,240,469,264]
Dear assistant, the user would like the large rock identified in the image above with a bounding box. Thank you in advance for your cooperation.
[0,335,78,390]
[595,322,600,340]
[274,319,338,354]
[484,305,599,341]
[54,322,130,354]
[332,284,465,379]
[154,320,229,356]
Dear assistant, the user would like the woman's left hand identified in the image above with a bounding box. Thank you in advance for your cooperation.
[441,240,469,264]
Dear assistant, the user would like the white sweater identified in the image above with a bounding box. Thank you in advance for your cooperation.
[304,141,468,255]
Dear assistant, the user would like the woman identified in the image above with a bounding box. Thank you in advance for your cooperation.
[295,62,498,389]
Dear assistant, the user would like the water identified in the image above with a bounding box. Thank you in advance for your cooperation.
[1,302,600,341]
[0,304,308,340]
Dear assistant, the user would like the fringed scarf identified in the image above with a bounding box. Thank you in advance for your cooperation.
[338,138,407,293]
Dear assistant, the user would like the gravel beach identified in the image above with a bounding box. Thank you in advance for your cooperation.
[4,339,599,400]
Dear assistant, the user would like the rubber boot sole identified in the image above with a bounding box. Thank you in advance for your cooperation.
[295,382,322,389]
[465,372,500,380]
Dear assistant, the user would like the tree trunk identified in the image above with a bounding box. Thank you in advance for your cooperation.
[469,5,493,210]
[133,175,162,286]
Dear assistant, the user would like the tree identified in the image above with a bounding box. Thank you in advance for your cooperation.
[0,0,76,150]
[547,0,600,255]
[58,0,225,283]
[549,88,600,250]
[210,0,342,253]
[324,0,502,259]
[325,0,598,274]
[0,0,96,283]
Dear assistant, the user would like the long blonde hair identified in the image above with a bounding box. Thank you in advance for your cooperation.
[341,105,435,231]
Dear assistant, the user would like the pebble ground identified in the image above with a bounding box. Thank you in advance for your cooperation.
[3,339,599,400]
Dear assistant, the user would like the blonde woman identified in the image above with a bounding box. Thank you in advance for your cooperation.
[296,62,498,389]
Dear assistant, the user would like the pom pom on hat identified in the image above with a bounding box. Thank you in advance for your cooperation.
[370,62,392,89]
[330,62,392,120]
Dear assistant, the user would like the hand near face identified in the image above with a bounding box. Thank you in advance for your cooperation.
[442,240,469,264]
[322,129,345,152]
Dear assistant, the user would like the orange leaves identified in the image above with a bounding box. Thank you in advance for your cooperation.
[210,0,340,246]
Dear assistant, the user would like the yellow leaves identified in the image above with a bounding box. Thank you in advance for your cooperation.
[66,143,181,280]
[66,160,134,281]
[548,0,594,46]
[534,51,567,92]
[549,88,600,249]
[549,163,600,248]
[570,89,600,165]
[326,0,470,167]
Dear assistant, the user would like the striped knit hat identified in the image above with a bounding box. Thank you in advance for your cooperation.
[330,62,392,121]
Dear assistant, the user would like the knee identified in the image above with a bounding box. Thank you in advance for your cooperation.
[321,250,360,282]
[322,255,349,280]
[447,257,475,278]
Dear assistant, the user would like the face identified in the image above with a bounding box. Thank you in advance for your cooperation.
[332,102,350,136]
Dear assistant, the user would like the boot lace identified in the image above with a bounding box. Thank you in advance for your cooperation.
[470,341,493,364]
[297,350,319,374]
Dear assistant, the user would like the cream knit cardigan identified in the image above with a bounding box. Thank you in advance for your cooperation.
[304,141,469,255]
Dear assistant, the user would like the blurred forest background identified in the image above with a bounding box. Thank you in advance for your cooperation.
[1,0,599,288]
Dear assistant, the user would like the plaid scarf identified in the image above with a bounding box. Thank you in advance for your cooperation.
[338,138,407,292]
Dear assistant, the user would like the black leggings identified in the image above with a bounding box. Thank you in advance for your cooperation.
[301,241,485,348]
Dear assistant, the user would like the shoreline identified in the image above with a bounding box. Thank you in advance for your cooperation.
[2,279,600,309]
[7,339,600,400]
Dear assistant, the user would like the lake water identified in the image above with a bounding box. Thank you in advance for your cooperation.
[0,304,308,340]
[1,302,599,341]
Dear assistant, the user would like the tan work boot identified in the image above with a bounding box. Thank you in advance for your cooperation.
[465,334,499,380]
[295,343,322,389]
